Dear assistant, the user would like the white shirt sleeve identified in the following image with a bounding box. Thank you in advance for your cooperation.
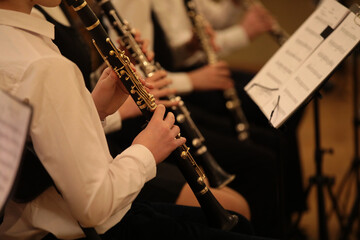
[215,25,250,57]
[23,57,156,227]
[194,0,244,29]
[152,0,207,68]
[103,111,122,134]
[166,71,194,94]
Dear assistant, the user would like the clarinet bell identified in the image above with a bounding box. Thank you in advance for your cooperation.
[198,150,236,189]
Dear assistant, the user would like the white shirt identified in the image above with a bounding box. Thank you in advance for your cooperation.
[194,0,244,29]
[152,0,249,62]
[0,9,156,240]
[31,7,123,134]
[194,0,249,57]
[108,0,194,94]
[215,25,249,57]
[152,0,207,68]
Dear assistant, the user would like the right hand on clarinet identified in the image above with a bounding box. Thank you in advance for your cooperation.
[188,61,234,91]
[145,70,178,106]
[132,104,186,164]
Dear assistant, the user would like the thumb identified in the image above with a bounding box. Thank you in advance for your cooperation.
[102,69,119,86]
[100,67,112,78]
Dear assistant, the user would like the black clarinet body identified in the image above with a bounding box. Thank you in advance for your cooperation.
[96,0,235,189]
[64,0,238,230]
[183,0,250,141]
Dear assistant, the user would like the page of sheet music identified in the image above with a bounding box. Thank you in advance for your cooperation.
[264,13,360,127]
[0,91,32,211]
[244,0,359,128]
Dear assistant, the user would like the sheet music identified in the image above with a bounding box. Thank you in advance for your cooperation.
[0,90,32,212]
[244,0,360,128]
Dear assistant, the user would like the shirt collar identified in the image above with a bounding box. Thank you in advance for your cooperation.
[0,9,55,39]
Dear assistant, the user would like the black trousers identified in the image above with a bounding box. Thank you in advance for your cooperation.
[85,202,274,240]
[107,111,282,238]
[43,202,278,240]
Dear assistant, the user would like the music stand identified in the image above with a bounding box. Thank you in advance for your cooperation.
[291,76,345,240]
[276,13,360,240]
[293,37,360,240]
[338,42,360,240]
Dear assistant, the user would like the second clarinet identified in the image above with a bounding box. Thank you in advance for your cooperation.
[183,0,250,141]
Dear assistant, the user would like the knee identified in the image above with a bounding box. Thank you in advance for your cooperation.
[175,183,251,221]
[210,186,251,221]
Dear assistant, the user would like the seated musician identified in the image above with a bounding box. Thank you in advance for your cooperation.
[0,0,277,240]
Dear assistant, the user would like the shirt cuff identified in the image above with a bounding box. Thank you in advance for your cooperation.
[167,72,194,94]
[103,111,122,134]
[124,144,157,182]
[216,25,250,57]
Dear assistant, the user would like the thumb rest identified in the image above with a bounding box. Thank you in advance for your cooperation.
[65,0,239,230]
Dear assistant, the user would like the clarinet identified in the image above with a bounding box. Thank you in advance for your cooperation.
[94,0,235,189]
[183,0,250,141]
[64,0,239,230]
[242,0,290,46]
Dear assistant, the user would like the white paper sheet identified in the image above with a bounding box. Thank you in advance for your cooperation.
[244,0,359,128]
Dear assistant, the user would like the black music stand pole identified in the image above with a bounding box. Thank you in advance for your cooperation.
[314,94,329,240]
[306,89,344,240]
[294,88,342,240]
[311,94,332,240]
[340,43,360,240]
